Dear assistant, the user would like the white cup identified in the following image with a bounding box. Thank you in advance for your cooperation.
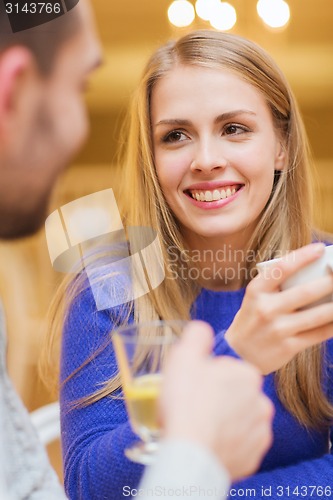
[256,244,333,307]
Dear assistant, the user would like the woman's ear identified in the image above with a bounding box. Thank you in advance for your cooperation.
[274,141,287,171]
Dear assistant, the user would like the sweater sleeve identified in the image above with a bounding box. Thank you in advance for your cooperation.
[60,284,144,500]
[227,339,333,500]
[213,330,241,359]
[139,439,230,499]
[230,452,333,499]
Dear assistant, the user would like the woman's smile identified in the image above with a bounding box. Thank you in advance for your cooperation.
[184,182,245,210]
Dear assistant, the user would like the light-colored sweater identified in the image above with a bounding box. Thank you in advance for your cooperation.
[139,440,230,499]
[0,302,66,499]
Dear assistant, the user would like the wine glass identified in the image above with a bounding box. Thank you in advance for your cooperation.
[112,320,187,465]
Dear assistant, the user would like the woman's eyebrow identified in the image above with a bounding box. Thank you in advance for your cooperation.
[154,110,256,128]
[214,110,257,123]
[155,118,192,127]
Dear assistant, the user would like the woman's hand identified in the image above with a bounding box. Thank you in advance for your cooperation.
[225,243,333,374]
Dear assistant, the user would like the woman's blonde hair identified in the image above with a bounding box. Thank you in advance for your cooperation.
[43,30,333,429]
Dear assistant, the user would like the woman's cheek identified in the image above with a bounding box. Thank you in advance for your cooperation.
[156,148,193,194]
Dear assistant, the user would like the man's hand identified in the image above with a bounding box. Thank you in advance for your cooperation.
[159,321,274,482]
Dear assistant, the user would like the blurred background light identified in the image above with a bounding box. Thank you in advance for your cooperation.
[257,0,290,28]
[195,0,220,21]
[209,2,237,30]
[168,0,196,27]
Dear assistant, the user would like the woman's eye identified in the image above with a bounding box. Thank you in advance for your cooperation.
[163,130,188,143]
[224,124,248,135]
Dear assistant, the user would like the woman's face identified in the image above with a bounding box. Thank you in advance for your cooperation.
[151,64,286,248]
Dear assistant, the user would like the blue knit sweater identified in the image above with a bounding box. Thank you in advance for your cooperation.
[60,285,333,500]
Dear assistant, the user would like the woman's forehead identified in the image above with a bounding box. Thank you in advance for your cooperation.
[150,65,270,122]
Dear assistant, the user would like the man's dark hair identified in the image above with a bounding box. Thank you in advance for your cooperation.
[0,3,81,75]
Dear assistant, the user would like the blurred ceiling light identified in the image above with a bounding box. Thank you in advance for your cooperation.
[195,0,220,21]
[168,0,195,27]
[256,0,290,28]
[210,2,237,31]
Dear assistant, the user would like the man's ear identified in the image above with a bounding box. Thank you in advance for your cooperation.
[0,46,35,133]
[275,141,287,171]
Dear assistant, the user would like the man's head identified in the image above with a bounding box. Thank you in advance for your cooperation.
[0,0,101,238]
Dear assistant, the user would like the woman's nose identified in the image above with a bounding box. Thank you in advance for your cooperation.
[190,139,228,173]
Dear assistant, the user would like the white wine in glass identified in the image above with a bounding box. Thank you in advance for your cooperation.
[125,373,162,439]
[112,320,187,465]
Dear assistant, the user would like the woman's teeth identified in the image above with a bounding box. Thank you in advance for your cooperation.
[190,187,237,202]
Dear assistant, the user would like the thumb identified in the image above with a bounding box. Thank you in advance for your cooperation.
[179,320,214,357]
